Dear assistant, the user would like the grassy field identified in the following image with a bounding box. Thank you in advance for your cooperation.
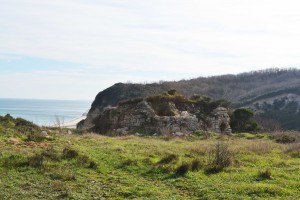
[1,125,300,200]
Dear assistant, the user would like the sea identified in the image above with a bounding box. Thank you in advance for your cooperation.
[0,98,92,126]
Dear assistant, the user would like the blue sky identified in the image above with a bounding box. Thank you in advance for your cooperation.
[1,0,300,100]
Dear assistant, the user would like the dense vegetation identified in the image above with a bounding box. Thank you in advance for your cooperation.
[88,68,300,130]
[230,108,258,133]
[255,97,300,131]
[1,115,300,199]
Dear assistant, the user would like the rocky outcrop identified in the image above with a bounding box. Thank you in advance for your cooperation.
[85,93,231,135]
[81,69,300,131]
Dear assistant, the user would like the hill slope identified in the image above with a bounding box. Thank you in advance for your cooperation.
[83,68,300,130]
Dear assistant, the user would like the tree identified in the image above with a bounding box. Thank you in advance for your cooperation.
[230,108,258,133]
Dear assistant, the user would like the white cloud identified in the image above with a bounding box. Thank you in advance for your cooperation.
[1,0,300,99]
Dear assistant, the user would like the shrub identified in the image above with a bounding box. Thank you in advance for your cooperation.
[15,117,40,134]
[26,132,45,142]
[230,108,258,133]
[158,154,178,165]
[119,159,138,168]
[77,155,98,169]
[191,159,201,171]
[285,143,300,158]
[205,142,232,174]
[49,170,76,181]
[88,161,98,169]
[62,147,79,159]
[2,155,28,168]
[28,154,44,168]
[41,146,61,161]
[258,169,272,180]
[272,131,298,144]
[175,163,190,176]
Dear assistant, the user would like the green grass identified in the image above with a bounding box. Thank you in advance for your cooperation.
[0,129,300,199]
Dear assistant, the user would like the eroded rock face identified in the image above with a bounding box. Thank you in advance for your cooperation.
[89,100,231,135]
[208,107,232,134]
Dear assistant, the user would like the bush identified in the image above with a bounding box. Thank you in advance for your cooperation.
[175,163,190,176]
[120,159,138,167]
[15,117,40,134]
[88,161,98,169]
[77,155,98,169]
[191,159,201,171]
[28,154,44,168]
[258,169,272,180]
[285,143,300,158]
[26,132,46,142]
[205,142,232,174]
[158,154,178,165]
[230,108,258,133]
[62,147,79,159]
[2,155,28,168]
[272,131,298,144]
[41,146,61,161]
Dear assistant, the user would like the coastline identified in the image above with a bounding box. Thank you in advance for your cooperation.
[53,113,87,129]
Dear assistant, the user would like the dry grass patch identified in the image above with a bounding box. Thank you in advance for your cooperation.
[285,143,300,158]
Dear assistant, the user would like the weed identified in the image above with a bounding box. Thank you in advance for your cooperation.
[272,131,298,143]
[285,143,300,158]
[25,132,45,142]
[175,163,190,176]
[77,155,89,165]
[189,146,207,156]
[77,155,98,169]
[51,181,65,191]
[191,159,201,171]
[120,159,137,167]
[88,161,98,169]
[205,142,232,174]
[2,155,28,168]
[258,169,272,180]
[41,146,61,161]
[49,172,76,181]
[28,154,44,168]
[158,154,178,165]
[62,147,79,159]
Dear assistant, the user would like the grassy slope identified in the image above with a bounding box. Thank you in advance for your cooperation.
[0,130,300,200]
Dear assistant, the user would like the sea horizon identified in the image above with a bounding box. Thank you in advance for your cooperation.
[0,98,92,126]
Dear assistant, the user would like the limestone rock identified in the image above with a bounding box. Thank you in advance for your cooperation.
[89,97,231,135]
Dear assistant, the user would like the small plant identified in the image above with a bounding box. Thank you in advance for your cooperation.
[205,142,232,174]
[77,155,98,169]
[41,146,61,161]
[191,159,201,171]
[258,169,272,180]
[175,163,190,176]
[62,147,79,159]
[49,171,76,181]
[285,143,300,158]
[272,131,298,144]
[26,132,45,142]
[51,181,65,191]
[120,159,137,168]
[88,161,98,169]
[77,155,89,165]
[2,155,28,168]
[28,154,44,168]
[158,154,178,165]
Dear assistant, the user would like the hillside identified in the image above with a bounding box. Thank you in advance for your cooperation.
[82,68,300,131]
[1,115,300,199]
